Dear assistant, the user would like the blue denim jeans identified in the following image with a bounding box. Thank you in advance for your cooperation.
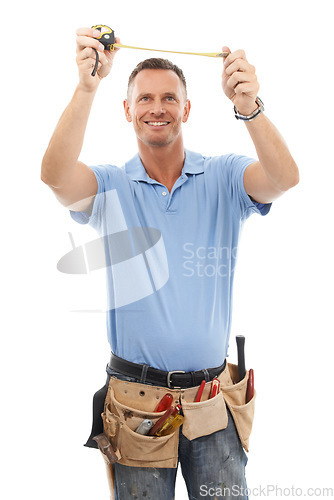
[107,369,248,500]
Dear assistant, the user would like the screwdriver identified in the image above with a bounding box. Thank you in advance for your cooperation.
[155,405,182,436]
[148,404,178,436]
[209,378,220,398]
[156,413,184,436]
[195,380,206,402]
[154,393,173,412]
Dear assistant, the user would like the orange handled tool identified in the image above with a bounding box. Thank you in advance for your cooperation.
[195,380,206,402]
[246,369,254,403]
[209,378,220,398]
[148,405,179,436]
[154,393,173,412]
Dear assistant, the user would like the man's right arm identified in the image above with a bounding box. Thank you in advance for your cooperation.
[41,27,120,211]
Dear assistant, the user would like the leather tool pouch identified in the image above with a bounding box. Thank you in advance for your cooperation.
[180,365,233,440]
[98,361,256,469]
[102,378,180,468]
[179,362,256,452]
[221,363,257,452]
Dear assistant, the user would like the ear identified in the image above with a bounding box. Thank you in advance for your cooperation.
[123,99,133,122]
[182,99,191,123]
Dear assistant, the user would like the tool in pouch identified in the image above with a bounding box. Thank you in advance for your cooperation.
[90,25,230,77]
[135,419,153,435]
[131,392,184,437]
[236,335,255,403]
[92,433,120,465]
[195,377,220,402]
[148,403,183,436]
[134,393,176,435]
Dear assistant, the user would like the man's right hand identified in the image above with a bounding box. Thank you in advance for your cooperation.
[76,27,120,93]
[41,27,121,208]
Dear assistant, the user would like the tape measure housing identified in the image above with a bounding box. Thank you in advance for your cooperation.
[91,25,116,51]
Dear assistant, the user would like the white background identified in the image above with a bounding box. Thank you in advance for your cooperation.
[1,0,334,498]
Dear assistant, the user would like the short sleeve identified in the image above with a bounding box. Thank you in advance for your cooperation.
[219,153,272,220]
[69,165,110,229]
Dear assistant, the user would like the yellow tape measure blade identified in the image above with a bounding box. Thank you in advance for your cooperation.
[113,43,229,58]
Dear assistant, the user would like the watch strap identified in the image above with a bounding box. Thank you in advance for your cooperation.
[234,97,264,122]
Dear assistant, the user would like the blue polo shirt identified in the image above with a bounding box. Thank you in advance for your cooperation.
[70,150,271,372]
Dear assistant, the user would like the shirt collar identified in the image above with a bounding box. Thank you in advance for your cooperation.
[124,149,205,181]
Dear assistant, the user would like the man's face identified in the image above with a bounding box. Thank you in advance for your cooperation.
[124,69,191,148]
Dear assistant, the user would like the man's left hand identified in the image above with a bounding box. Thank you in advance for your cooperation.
[222,47,260,116]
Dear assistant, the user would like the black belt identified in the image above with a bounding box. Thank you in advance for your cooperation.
[107,353,226,389]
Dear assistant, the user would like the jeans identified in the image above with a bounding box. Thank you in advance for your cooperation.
[107,368,248,500]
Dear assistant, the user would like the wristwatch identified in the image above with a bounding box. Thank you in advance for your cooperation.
[234,97,264,122]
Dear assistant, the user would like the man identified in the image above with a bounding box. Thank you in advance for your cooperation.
[41,27,299,500]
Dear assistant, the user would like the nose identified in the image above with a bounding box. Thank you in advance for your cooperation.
[150,98,165,116]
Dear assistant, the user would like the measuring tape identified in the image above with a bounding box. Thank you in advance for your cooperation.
[90,25,229,76]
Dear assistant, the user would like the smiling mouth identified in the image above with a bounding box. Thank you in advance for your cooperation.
[144,121,170,127]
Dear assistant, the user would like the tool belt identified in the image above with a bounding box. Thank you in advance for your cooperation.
[95,358,256,469]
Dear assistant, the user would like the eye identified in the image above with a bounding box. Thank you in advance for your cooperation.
[139,96,149,102]
[166,96,176,102]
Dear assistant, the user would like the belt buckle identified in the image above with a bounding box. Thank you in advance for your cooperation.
[167,370,186,389]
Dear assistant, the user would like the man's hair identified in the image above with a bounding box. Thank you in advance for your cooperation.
[127,58,187,99]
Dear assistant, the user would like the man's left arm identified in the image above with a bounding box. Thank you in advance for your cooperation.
[222,48,299,204]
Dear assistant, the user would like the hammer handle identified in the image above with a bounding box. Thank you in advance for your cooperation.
[236,335,246,382]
